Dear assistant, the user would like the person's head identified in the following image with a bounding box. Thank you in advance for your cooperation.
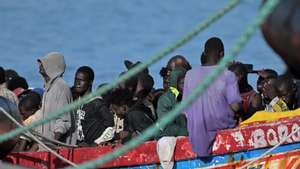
[18,91,41,120]
[0,96,22,159]
[135,73,154,99]
[275,75,297,108]
[159,67,171,91]
[7,76,29,92]
[202,37,224,65]
[109,89,133,118]
[73,66,94,96]
[5,69,19,82]
[37,52,66,81]
[228,62,248,84]
[0,66,5,85]
[167,55,192,71]
[257,69,278,94]
[169,67,187,92]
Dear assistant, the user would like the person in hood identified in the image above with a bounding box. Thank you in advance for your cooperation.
[37,52,76,146]
[71,66,114,145]
[156,67,188,138]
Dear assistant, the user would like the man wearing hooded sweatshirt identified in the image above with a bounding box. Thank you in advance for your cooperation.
[156,67,188,169]
[37,52,76,146]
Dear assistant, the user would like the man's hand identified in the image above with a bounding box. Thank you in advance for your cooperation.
[54,132,63,140]
[119,131,129,140]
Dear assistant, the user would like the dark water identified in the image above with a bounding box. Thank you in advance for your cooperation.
[0,0,285,89]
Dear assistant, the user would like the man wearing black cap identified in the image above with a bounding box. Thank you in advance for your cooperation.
[124,73,156,140]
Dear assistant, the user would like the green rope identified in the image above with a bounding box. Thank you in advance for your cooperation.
[65,0,279,169]
[0,0,241,143]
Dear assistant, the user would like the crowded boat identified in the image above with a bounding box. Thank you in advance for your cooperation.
[1,36,300,168]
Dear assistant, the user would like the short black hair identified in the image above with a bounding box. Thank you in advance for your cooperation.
[204,37,224,55]
[7,76,29,91]
[18,91,41,112]
[109,88,133,107]
[159,67,169,78]
[263,69,278,78]
[76,66,94,82]
[257,69,278,83]
[167,55,192,71]
[0,67,5,84]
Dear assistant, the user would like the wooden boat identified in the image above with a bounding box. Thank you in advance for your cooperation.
[4,110,300,169]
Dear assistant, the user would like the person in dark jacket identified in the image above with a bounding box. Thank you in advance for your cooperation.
[127,73,156,137]
[72,66,114,145]
[156,67,188,138]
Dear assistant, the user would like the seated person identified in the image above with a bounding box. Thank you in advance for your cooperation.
[264,75,297,112]
[18,91,41,124]
[229,63,263,121]
[110,87,155,143]
[134,73,156,120]
[156,67,188,139]
[17,91,41,151]
[109,89,134,143]
[0,96,22,159]
[72,66,114,145]
[256,69,278,106]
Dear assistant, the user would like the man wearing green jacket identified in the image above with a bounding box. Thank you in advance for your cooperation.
[156,67,188,138]
[156,67,188,169]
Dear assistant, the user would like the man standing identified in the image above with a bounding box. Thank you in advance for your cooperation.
[37,52,76,145]
[71,66,114,145]
[183,37,242,157]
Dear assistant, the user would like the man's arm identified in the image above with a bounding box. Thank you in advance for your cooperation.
[53,86,73,140]
[226,72,243,117]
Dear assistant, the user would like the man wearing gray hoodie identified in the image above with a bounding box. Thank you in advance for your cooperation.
[37,52,76,146]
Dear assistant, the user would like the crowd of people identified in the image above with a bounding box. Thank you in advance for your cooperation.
[0,37,299,162]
